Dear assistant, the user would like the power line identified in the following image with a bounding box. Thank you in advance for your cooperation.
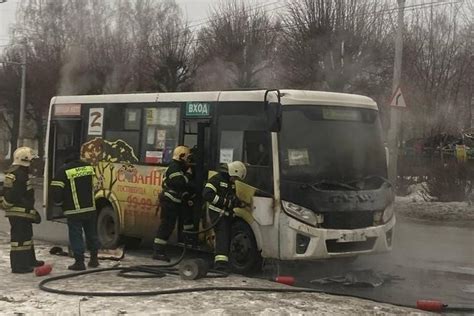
[187,0,464,45]
[186,0,282,31]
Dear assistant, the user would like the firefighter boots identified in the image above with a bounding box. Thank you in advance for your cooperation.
[152,245,170,262]
[88,252,100,268]
[183,234,199,248]
[214,260,230,274]
[68,256,86,271]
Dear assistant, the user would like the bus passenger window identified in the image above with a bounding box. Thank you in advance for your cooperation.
[142,107,180,165]
[219,130,273,194]
[243,131,273,193]
[243,131,271,166]
[100,105,140,163]
[219,131,244,163]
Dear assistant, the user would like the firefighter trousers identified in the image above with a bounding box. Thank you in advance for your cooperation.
[154,199,193,248]
[9,217,37,272]
[209,210,232,263]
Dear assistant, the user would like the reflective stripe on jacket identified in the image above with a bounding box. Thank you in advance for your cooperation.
[202,172,236,215]
[162,159,191,204]
[51,160,96,218]
[2,165,36,220]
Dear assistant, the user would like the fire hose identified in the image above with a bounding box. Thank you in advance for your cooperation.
[37,213,474,313]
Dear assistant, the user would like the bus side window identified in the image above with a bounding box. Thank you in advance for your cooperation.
[219,131,244,162]
[142,107,180,165]
[101,105,141,163]
[243,131,271,167]
[219,130,273,194]
[243,131,273,193]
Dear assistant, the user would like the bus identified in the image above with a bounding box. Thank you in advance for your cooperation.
[44,89,395,273]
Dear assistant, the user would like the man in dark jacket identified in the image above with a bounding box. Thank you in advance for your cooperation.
[202,161,247,272]
[153,145,194,262]
[50,151,100,271]
[1,147,44,273]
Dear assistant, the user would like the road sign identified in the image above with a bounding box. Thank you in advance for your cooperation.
[185,102,211,117]
[389,87,407,108]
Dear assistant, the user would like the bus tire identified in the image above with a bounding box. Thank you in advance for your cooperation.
[121,236,142,249]
[97,206,120,249]
[229,220,262,275]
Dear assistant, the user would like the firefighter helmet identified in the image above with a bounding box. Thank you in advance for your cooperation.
[172,146,190,161]
[13,147,38,167]
[227,161,247,180]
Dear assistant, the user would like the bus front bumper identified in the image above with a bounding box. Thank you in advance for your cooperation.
[279,214,396,260]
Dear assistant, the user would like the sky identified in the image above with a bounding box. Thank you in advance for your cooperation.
[0,0,278,48]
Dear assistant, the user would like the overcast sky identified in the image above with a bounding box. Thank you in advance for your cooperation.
[0,0,277,47]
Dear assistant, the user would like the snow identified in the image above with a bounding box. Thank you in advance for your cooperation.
[396,183,435,202]
[395,181,474,225]
[0,233,424,315]
[395,199,474,225]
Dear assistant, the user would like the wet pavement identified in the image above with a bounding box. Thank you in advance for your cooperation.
[275,216,474,311]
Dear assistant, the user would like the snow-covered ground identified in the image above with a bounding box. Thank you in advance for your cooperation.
[395,183,474,225]
[0,233,424,315]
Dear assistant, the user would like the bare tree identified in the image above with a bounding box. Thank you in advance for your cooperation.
[149,1,195,92]
[195,0,279,89]
[0,49,23,153]
[402,3,472,138]
[277,0,393,93]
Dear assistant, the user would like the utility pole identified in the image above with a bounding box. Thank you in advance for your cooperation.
[387,0,406,185]
[17,39,27,147]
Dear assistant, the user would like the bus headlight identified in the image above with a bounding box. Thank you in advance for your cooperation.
[282,201,320,227]
[382,204,394,223]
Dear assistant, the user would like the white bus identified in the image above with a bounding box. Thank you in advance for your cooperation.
[44,89,395,273]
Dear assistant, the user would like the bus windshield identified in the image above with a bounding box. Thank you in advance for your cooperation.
[279,105,387,186]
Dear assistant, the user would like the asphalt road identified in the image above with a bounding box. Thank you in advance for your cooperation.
[0,179,472,311]
[278,216,474,310]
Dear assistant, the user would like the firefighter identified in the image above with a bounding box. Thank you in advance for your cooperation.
[50,151,100,271]
[153,145,194,262]
[202,161,247,272]
[1,147,44,273]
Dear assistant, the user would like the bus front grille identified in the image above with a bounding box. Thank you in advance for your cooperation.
[321,211,374,229]
[326,237,377,253]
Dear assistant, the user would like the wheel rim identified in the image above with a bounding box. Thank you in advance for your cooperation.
[230,231,252,267]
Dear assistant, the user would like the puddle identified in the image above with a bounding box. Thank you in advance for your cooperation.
[463,284,474,293]
[310,269,403,288]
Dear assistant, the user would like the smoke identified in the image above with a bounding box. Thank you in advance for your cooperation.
[103,64,136,94]
[58,45,99,95]
[192,58,235,91]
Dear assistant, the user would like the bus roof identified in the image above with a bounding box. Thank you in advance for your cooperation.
[51,89,378,110]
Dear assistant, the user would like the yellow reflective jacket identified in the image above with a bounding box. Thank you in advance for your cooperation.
[51,160,96,218]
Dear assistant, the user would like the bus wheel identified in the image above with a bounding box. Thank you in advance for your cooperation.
[229,221,262,275]
[97,206,120,249]
[122,236,142,249]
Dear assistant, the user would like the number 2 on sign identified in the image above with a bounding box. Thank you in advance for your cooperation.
[88,108,104,135]
[90,111,102,127]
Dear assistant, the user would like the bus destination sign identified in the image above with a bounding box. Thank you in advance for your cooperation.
[185,102,211,117]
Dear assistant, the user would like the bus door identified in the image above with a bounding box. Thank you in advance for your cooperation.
[46,118,83,219]
[183,120,211,231]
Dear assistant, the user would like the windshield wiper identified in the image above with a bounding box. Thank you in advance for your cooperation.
[311,181,359,191]
[348,175,392,187]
